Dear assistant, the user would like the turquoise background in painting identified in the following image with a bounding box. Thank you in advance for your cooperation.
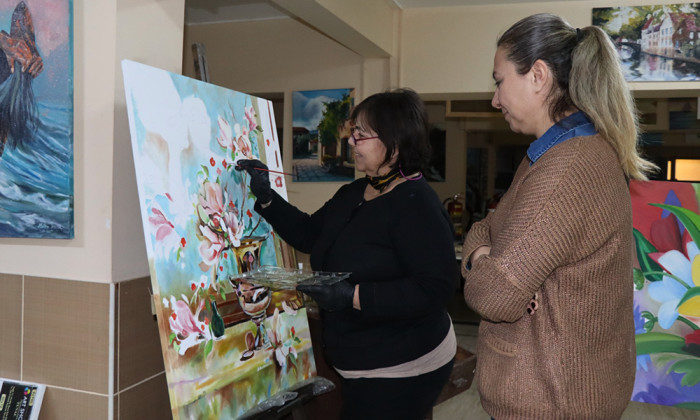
[124,61,277,298]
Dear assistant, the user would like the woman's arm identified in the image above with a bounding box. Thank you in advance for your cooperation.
[255,190,327,254]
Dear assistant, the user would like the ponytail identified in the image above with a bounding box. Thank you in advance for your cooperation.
[498,13,657,180]
[570,26,656,180]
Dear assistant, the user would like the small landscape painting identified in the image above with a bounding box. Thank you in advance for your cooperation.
[593,3,700,81]
[292,88,355,182]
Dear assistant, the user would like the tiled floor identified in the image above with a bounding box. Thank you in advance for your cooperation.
[437,294,700,420]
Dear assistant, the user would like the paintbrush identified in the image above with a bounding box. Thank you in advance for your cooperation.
[236,164,293,176]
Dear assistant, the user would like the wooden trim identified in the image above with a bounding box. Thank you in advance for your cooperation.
[446,100,503,118]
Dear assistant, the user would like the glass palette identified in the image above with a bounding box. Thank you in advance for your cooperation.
[233,266,351,290]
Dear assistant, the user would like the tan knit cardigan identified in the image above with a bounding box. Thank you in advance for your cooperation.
[462,134,636,420]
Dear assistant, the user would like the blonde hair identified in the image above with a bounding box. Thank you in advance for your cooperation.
[498,13,657,180]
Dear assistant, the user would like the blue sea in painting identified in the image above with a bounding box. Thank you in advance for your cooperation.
[0,101,73,238]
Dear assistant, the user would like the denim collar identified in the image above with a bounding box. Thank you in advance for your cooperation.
[527,111,597,165]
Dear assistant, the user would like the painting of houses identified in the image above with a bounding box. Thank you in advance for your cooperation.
[122,60,317,419]
[593,4,700,81]
[292,88,355,182]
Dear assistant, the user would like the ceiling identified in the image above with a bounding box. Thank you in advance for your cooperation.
[185,0,577,25]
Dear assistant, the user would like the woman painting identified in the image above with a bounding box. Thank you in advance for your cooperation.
[238,88,457,420]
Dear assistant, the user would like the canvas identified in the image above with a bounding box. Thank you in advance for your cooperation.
[630,180,700,409]
[122,60,317,419]
[593,3,700,82]
[292,88,355,182]
[0,0,73,238]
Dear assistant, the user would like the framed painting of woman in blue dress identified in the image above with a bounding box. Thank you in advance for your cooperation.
[0,0,74,238]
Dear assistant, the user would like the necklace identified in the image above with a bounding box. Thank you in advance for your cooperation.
[365,169,400,192]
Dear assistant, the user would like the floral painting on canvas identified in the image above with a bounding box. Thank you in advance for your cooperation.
[630,180,700,410]
[122,60,316,419]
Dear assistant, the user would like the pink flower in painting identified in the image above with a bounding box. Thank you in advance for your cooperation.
[198,180,225,217]
[245,106,258,132]
[222,209,244,248]
[267,308,298,368]
[149,207,174,241]
[168,297,210,355]
[234,123,252,160]
[216,116,235,151]
[198,225,225,267]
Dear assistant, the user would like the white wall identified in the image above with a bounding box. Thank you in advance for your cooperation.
[400,0,700,96]
[112,0,185,282]
[183,18,388,214]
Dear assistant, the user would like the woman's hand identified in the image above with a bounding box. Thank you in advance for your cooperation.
[527,293,539,315]
[297,281,358,311]
[235,159,273,205]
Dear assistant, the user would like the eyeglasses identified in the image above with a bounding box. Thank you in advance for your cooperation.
[350,128,379,143]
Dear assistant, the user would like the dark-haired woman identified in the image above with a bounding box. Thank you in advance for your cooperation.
[238,88,457,420]
[461,13,656,420]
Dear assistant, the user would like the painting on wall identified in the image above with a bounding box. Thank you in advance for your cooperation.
[0,0,73,238]
[122,60,317,419]
[593,3,700,81]
[630,180,700,409]
[292,88,355,182]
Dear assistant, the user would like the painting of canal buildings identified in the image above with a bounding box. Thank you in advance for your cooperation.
[292,88,355,182]
[122,60,317,419]
[0,0,74,238]
[593,4,700,81]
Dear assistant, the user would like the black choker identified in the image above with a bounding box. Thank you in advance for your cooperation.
[366,169,400,192]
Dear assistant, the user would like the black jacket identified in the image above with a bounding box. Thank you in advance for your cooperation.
[256,178,456,370]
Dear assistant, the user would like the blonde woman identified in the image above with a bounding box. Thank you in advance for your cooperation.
[461,13,655,420]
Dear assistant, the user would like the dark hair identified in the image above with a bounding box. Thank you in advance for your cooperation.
[497,13,656,180]
[350,88,431,174]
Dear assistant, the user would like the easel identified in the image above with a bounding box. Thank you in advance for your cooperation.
[238,377,335,420]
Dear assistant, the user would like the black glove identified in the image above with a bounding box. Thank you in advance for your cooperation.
[297,280,355,312]
[236,159,273,205]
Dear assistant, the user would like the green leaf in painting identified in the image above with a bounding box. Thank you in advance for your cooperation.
[289,352,298,375]
[650,203,700,245]
[197,204,210,225]
[641,311,657,333]
[677,286,700,309]
[201,165,209,177]
[676,402,700,410]
[169,332,177,344]
[204,339,213,357]
[669,359,700,387]
[632,229,663,282]
[635,332,686,355]
[633,268,645,290]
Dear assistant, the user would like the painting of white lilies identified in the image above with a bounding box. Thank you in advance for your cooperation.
[122,60,317,419]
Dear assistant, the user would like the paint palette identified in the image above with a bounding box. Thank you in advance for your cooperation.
[233,265,351,290]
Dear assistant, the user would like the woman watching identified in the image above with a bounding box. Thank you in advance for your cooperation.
[461,13,656,420]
